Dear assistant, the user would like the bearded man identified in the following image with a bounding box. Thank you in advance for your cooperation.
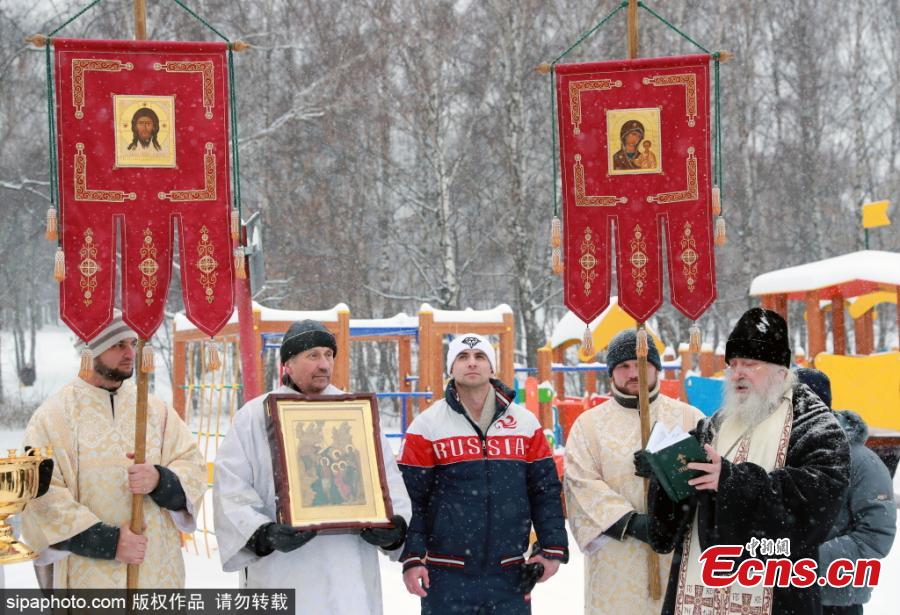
[127,107,161,151]
[20,312,207,588]
[643,307,850,615]
[565,330,703,614]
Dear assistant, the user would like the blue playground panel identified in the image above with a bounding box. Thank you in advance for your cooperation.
[684,376,723,416]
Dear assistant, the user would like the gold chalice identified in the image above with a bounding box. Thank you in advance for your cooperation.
[0,447,50,565]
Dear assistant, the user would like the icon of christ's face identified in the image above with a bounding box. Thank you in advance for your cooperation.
[135,116,155,144]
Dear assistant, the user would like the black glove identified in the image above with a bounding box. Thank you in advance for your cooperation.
[360,515,408,550]
[149,465,187,511]
[25,446,54,498]
[247,523,317,556]
[37,458,54,498]
[624,512,651,544]
[633,449,652,479]
[518,562,545,594]
[53,522,119,559]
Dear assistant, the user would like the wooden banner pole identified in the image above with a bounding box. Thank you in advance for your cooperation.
[134,0,147,40]
[636,322,662,600]
[126,1,147,591]
[627,0,639,59]
[127,339,149,589]
[629,2,660,594]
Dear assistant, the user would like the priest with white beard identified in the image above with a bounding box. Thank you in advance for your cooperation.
[643,308,850,615]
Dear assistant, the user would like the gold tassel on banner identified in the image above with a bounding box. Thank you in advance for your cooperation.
[53,247,66,282]
[689,323,702,353]
[206,342,222,372]
[45,208,58,241]
[78,347,93,380]
[141,344,155,373]
[551,247,563,275]
[550,216,562,248]
[636,328,649,358]
[714,216,727,246]
[711,186,721,216]
[231,208,240,241]
[581,325,595,358]
[234,248,247,279]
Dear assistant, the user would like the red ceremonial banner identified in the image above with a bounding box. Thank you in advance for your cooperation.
[53,38,235,341]
[556,54,716,324]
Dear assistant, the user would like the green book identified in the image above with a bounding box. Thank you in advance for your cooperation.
[643,421,707,502]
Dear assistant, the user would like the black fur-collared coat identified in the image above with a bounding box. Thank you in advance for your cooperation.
[647,383,850,615]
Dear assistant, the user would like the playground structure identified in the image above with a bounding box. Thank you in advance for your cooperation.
[172,302,514,419]
[749,249,900,476]
[749,250,900,431]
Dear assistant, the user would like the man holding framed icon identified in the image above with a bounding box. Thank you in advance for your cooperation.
[213,319,411,615]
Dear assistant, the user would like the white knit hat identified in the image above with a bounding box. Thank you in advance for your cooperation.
[446,333,496,375]
[73,310,137,357]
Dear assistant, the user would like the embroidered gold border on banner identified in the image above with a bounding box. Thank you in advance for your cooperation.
[158,143,217,201]
[642,73,698,127]
[568,79,622,134]
[74,144,137,202]
[679,222,699,292]
[579,227,598,297]
[154,60,215,119]
[71,59,134,119]
[574,155,627,207]
[139,228,160,306]
[196,225,218,304]
[78,228,99,306]
[629,225,648,296]
[646,148,698,204]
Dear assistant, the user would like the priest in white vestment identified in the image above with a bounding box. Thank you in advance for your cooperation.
[20,314,207,588]
[566,330,703,614]
[213,320,412,615]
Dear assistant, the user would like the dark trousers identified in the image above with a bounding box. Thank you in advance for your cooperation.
[421,565,530,615]
[823,606,864,615]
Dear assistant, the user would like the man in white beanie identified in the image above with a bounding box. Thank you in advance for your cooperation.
[399,333,568,614]
[20,312,207,588]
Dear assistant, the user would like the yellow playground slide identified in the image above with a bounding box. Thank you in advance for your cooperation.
[814,352,900,431]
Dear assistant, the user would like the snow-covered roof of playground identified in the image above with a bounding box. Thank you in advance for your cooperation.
[174,302,513,333]
[174,302,350,331]
[749,250,900,300]
[419,303,513,323]
[551,297,667,359]
[551,300,622,348]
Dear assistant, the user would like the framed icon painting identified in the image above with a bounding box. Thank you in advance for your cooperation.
[266,393,394,532]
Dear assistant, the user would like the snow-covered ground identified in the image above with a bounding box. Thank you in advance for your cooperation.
[1,327,898,612]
